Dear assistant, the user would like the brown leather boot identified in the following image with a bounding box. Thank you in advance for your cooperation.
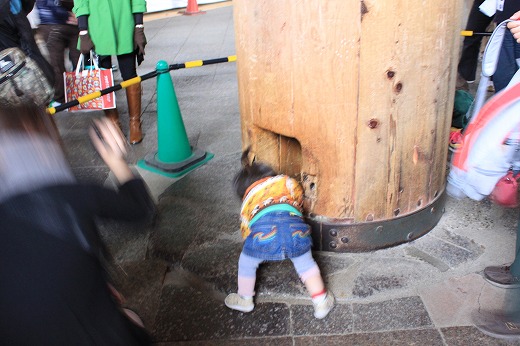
[126,83,143,144]
[104,108,122,131]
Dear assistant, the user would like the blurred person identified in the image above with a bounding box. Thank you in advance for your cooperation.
[457,0,495,91]
[36,0,81,106]
[73,0,147,144]
[0,0,55,91]
[0,101,156,344]
[450,1,520,151]
[471,10,520,341]
[450,1,492,152]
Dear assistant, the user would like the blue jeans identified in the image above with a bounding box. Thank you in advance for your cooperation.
[242,211,313,260]
[494,30,520,93]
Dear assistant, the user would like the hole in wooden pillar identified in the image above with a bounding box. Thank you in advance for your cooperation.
[249,127,303,180]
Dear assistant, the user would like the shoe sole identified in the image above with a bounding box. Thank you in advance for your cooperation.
[314,310,332,319]
[475,324,520,341]
[225,303,254,313]
[472,310,520,340]
[484,276,520,289]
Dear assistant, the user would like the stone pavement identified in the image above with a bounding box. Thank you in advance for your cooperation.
[54,3,520,345]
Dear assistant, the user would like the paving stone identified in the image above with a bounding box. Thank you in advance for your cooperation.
[352,296,433,332]
[256,261,309,298]
[352,274,406,299]
[350,258,432,299]
[313,251,356,275]
[437,229,485,252]
[293,329,444,345]
[441,326,520,345]
[154,337,293,345]
[185,245,340,299]
[108,259,168,329]
[200,124,242,156]
[152,286,290,342]
[404,247,451,272]
[181,241,241,294]
[291,303,353,335]
[441,197,517,234]
[409,231,484,269]
[150,200,236,262]
[325,269,360,300]
[98,219,152,262]
[419,274,506,328]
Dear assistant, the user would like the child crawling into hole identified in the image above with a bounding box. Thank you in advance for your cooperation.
[225,148,335,319]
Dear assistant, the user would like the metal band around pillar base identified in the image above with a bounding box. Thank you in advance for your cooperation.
[306,189,447,253]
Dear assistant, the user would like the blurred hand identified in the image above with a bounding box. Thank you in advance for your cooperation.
[89,118,134,183]
[89,117,126,161]
[508,11,520,43]
[66,12,77,25]
[134,27,147,56]
[79,32,94,55]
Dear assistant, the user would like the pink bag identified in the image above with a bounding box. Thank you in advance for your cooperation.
[489,170,519,208]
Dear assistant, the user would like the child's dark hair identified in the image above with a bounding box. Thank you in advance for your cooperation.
[233,147,277,199]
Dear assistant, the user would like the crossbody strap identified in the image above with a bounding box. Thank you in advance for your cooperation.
[467,20,513,123]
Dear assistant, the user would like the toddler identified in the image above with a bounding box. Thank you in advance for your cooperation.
[225,148,335,319]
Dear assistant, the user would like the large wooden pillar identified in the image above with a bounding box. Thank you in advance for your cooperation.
[233,0,464,252]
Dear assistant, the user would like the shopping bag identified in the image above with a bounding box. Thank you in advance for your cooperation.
[64,53,116,111]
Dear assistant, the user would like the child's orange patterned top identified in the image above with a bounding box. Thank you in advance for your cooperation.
[240,175,304,239]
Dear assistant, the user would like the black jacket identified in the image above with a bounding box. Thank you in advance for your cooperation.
[0,179,156,345]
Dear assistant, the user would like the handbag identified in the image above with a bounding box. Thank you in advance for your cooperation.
[0,47,54,107]
[64,52,116,111]
[489,170,519,208]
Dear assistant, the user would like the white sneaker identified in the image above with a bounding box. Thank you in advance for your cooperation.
[313,292,335,319]
[225,293,254,313]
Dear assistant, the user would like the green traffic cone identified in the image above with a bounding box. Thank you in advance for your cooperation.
[137,60,213,177]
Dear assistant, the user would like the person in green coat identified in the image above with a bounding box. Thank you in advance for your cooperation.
[73,0,147,144]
